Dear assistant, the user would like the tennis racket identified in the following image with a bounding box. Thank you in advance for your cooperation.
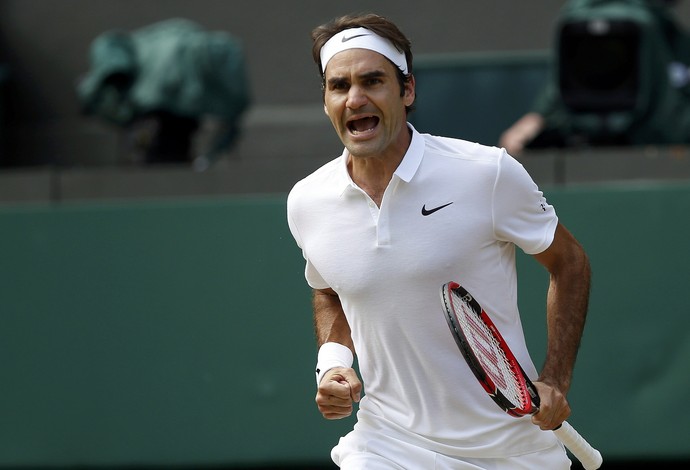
[440,281,602,470]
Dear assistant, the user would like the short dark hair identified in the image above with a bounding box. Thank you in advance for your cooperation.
[311,13,415,112]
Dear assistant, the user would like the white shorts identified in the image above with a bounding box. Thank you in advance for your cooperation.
[332,427,571,469]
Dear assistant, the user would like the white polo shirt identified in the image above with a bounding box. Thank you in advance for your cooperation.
[287,124,560,458]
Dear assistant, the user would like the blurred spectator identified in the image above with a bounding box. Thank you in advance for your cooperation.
[77,18,250,169]
[500,0,690,156]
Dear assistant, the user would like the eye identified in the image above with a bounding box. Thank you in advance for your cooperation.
[328,78,350,92]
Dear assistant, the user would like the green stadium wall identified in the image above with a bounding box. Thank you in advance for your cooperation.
[1,182,689,467]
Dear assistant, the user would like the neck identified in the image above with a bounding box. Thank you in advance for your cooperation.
[347,127,412,206]
[348,156,398,206]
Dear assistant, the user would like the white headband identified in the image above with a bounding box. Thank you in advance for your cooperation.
[320,27,408,75]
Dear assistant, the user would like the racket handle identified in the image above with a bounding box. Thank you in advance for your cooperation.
[553,421,603,470]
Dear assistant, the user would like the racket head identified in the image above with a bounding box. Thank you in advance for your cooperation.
[440,281,540,417]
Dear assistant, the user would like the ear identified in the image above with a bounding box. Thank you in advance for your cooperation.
[403,74,416,107]
[324,103,329,115]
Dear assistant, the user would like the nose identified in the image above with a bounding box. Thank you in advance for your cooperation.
[346,85,368,109]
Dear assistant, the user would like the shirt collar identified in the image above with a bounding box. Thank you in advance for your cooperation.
[394,123,424,183]
[338,123,424,196]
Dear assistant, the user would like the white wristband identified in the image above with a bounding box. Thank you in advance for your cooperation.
[315,342,353,385]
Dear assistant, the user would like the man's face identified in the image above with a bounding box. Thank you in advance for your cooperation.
[323,48,415,160]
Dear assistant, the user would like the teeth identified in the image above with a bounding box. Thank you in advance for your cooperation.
[350,124,376,135]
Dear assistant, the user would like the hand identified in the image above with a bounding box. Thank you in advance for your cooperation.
[315,367,362,420]
[531,381,571,431]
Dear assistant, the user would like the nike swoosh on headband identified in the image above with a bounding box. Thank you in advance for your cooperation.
[342,33,369,42]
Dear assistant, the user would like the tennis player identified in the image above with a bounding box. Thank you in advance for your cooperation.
[287,13,592,469]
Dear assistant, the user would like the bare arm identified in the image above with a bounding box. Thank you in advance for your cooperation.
[313,288,355,349]
[312,288,362,419]
[498,112,545,157]
[531,223,591,430]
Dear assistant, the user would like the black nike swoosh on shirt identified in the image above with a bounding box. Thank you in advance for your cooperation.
[421,202,453,216]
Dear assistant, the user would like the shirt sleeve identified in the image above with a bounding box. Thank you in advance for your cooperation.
[286,190,331,290]
[492,150,558,254]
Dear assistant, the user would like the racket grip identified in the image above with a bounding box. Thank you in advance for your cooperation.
[553,421,603,470]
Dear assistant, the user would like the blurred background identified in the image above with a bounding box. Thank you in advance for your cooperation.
[1,0,689,469]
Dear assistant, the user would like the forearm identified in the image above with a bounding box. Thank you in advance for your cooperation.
[312,288,362,417]
[312,288,354,352]
[539,242,591,394]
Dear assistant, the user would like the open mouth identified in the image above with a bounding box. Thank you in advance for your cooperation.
[347,116,379,135]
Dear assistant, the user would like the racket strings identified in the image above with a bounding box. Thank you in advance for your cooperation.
[451,294,527,407]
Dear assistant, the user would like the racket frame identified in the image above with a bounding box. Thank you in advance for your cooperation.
[441,281,538,416]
